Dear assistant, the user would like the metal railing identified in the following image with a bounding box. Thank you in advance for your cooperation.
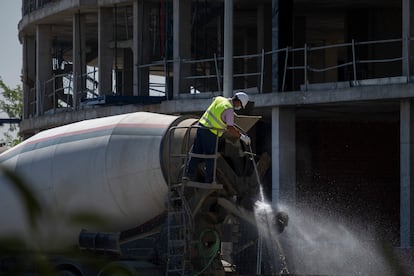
[135,37,406,95]
[34,68,99,115]
[294,38,404,91]
[28,37,410,117]
[43,73,73,112]
[138,59,170,97]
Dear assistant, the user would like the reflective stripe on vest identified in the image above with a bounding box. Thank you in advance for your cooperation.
[199,96,233,136]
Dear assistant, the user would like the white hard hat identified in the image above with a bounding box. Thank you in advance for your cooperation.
[234,91,249,109]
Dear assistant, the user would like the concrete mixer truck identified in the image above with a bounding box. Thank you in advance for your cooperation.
[0,111,288,275]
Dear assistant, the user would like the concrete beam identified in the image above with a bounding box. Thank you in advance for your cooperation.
[251,82,414,107]
[19,81,414,136]
[400,100,414,248]
[20,0,81,33]
[97,0,129,5]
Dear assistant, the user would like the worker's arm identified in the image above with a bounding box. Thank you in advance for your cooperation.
[227,125,251,145]
[222,109,250,144]
[227,125,241,138]
[222,109,240,138]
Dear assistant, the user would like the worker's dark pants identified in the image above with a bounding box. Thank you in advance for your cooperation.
[187,126,217,183]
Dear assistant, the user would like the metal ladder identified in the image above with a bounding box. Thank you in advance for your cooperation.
[165,182,193,275]
[165,126,196,276]
[165,125,221,275]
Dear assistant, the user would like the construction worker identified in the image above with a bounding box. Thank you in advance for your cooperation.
[185,91,251,183]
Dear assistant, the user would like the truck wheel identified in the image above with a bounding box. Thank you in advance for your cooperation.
[98,263,135,276]
[57,270,81,276]
[55,265,83,276]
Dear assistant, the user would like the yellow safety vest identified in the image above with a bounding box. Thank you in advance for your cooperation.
[199,96,233,136]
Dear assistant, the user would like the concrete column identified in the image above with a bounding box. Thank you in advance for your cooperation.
[402,0,411,78]
[22,35,36,119]
[257,5,265,53]
[173,0,192,97]
[271,107,296,206]
[36,25,53,115]
[123,48,134,96]
[257,3,272,93]
[133,0,150,96]
[272,0,279,92]
[98,7,114,96]
[223,0,233,98]
[400,100,414,248]
[73,12,87,108]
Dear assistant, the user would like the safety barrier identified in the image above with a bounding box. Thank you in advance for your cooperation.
[136,37,407,94]
[29,37,410,117]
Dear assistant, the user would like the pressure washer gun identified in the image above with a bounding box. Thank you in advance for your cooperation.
[243,142,289,234]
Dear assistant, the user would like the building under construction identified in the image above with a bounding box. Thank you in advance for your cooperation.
[12,0,414,274]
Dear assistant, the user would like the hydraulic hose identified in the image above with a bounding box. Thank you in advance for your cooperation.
[194,228,220,276]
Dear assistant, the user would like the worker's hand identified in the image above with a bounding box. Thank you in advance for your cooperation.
[240,134,251,145]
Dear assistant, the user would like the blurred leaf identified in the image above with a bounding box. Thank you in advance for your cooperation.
[0,236,27,254]
[0,166,42,228]
[32,253,59,276]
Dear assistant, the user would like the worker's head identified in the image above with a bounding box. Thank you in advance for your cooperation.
[232,91,249,110]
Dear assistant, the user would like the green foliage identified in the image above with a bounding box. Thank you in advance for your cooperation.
[0,78,22,147]
[0,166,48,274]
[1,167,42,228]
[0,166,109,274]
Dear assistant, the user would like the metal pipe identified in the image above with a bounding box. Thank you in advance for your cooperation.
[304,43,308,91]
[282,47,289,92]
[260,49,265,93]
[352,39,357,82]
[214,53,222,92]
